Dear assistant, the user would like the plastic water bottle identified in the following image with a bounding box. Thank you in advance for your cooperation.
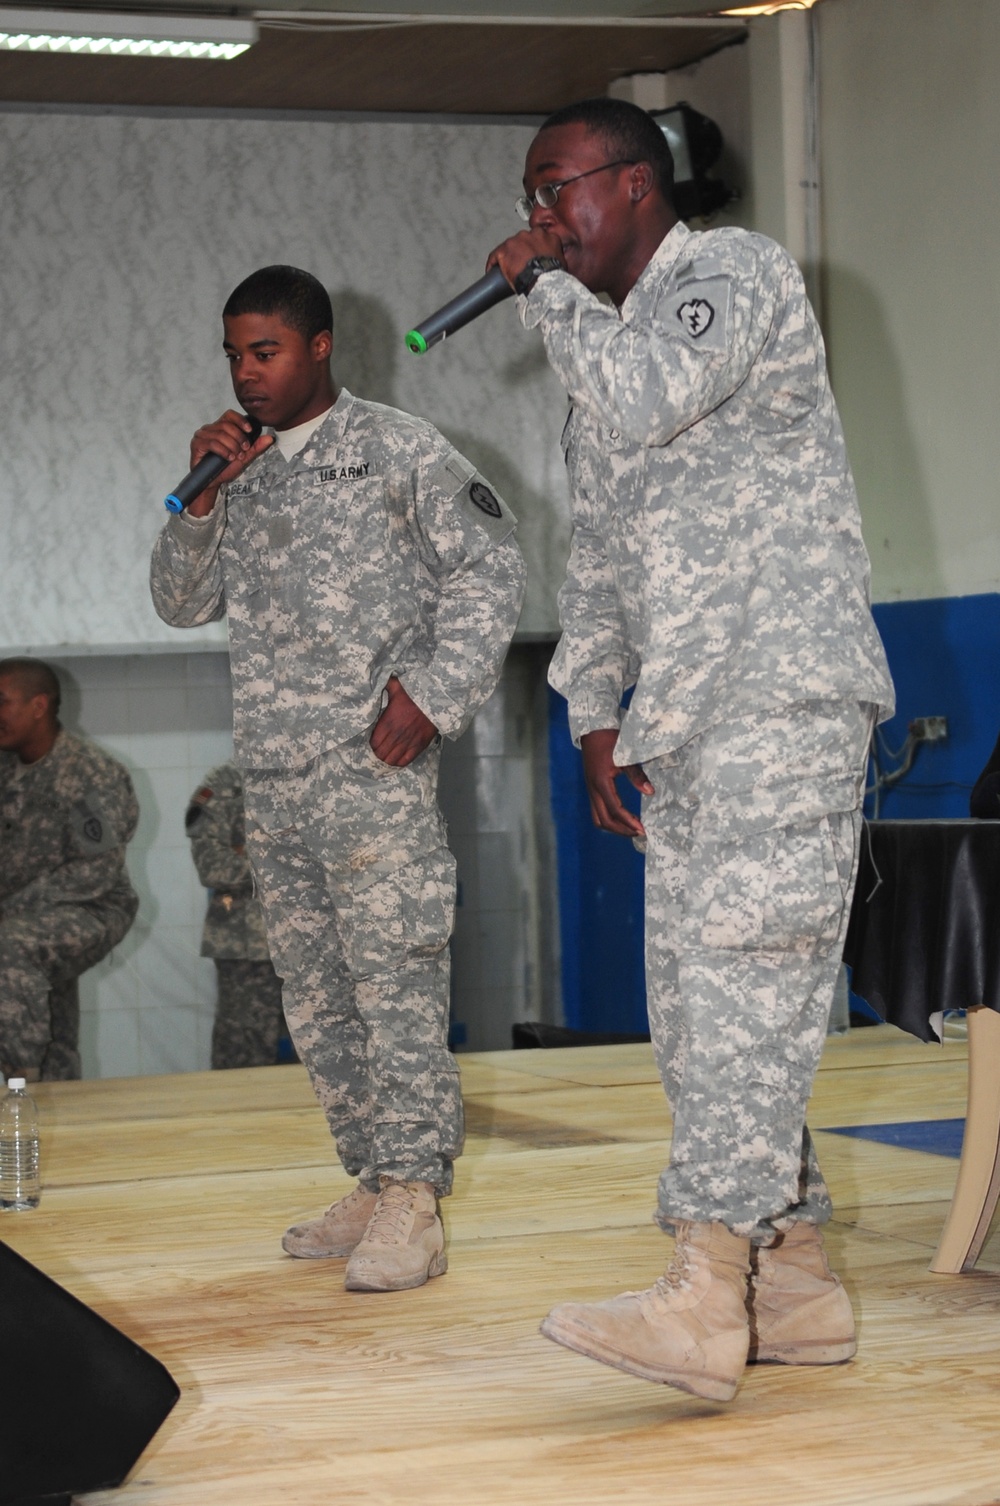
[0,1078,41,1210]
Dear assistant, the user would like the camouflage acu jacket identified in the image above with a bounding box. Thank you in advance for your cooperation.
[186,762,270,961]
[521,221,894,765]
[0,729,139,922]
[150,389,526,769]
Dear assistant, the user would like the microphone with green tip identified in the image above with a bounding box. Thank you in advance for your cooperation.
[405,265,513,354]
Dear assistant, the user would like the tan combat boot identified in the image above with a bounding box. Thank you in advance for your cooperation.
[748,1221,856,1365]
[281,1184,379,1259]
[344,1178,447,1292]
[540,1221,751,1402]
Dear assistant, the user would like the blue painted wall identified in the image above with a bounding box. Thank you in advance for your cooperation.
[548,689,647,1033]
[549,592,1000,1032]
[866,594,1000,818]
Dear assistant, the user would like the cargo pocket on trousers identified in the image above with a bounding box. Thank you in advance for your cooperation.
[339,731,406,780]
[346,846,457,978]
[688,815,849,956]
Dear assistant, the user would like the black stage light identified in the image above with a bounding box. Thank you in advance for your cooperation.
[655,103,735,221]
[0,1241,180,1506]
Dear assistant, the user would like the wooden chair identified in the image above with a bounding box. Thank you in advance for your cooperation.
[930,1006,1000,1272]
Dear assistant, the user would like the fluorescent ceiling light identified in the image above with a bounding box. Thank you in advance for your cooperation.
[721,1,819,13]
[0,8,257,59]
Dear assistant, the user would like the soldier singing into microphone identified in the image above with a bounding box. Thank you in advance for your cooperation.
[151,265,525,1293]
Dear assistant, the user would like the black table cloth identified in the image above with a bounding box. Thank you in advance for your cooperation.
[843,819,1000,1043]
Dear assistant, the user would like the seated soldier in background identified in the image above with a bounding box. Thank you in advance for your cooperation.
[186,762,286,1069]
[0,657,139,1080]
[970,733,1000,817]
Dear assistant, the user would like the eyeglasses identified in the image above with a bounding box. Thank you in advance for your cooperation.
[515,160,637,222]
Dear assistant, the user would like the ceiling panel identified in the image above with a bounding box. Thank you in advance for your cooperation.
[3,1,738,14]
[0,14,746,113]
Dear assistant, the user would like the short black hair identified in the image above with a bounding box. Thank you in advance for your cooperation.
[223,265,333,342]
[539,96,674,203]
[0,657,61,717]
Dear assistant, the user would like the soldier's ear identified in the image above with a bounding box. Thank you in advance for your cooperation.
[311,330,333,363]
[629,162,655,203]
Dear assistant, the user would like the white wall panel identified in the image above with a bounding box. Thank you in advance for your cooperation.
[815,0,1000,604]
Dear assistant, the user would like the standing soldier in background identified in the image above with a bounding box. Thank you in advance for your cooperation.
[0,657,139,1080]
[187,762,286,1069]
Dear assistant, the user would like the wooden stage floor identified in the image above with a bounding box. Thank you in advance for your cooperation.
[5,1026,1000,1506]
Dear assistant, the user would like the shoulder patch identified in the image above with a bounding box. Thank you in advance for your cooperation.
[676,298,715,339]
[185,785,214,830]
[428,449,516,542]
[663,271,733,353]
[469,481,502,519]
[458,474,516,543]
[70,797,116,855]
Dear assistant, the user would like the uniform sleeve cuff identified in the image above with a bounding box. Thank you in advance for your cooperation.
[396,669,468,740]
[567,699,624,749]
[517,269,578,330]
[168,503,224,548]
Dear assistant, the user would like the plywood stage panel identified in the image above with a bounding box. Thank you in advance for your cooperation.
[2,1027,998,1506]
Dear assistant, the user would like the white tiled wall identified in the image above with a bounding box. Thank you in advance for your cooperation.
[46,645,561,1076]
[51,651,236,1078]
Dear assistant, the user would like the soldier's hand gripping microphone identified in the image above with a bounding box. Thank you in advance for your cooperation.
[164,416,263,513]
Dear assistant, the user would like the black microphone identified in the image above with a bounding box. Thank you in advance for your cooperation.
[164,416,263,513]
[405,265,513,355]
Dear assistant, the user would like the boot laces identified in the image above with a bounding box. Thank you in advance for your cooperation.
[618,1248,693,1305]
[365,1183,417,1245]
[652,1247,693,1300]
[327,1185,369,1218]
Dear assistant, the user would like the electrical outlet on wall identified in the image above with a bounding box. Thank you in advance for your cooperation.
[909,716,949,742]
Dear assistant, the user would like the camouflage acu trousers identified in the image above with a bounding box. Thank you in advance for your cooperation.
[43,978,81,1080]
[0,905,131,1080]
[243,734,462,1195]
[212,958,285,1070]
[641,699,874,1242]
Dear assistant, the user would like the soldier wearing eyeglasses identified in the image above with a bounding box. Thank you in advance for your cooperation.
[489,96,894,1403]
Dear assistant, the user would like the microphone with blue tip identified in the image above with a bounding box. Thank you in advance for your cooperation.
[164,416,263,513]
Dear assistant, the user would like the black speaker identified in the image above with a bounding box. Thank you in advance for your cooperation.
[0,1241,180,1506]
